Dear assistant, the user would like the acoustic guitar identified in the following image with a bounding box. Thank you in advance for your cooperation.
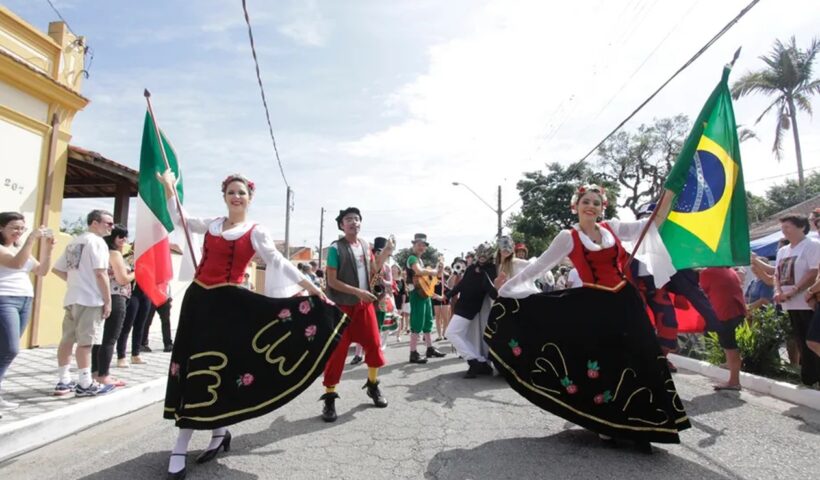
[413,256,443,298]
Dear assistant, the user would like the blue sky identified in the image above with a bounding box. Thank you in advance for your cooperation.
[7,0,820,259]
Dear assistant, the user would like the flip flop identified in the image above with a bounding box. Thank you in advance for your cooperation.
[713,384,741,391]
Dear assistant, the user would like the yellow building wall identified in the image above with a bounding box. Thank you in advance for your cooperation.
[0,6,88,347]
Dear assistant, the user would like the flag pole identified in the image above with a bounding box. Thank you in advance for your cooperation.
[144,89,198,271]
[624,189,672,270]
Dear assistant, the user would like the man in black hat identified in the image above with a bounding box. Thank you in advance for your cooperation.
[406,233,447,363]
[319,207,393,422]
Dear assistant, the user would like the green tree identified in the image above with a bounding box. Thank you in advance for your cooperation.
[764,171,820,214]
[732,36,820,200]
[60,216,85,236]
[594,115,689,217]
[394,245,443,271]
[508,161,619,254]
[746,191,772,224]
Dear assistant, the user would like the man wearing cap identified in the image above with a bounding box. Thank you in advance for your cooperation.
[406,234,447,363]
[514,243,528,259]
[320,207,392,422]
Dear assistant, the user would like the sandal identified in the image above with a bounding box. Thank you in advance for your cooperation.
[713,384,741,391]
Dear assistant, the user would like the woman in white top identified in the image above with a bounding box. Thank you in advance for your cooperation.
[0,212,54,410]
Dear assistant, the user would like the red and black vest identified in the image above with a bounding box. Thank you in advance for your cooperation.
[567,223,630,291]
[194,226,257,287]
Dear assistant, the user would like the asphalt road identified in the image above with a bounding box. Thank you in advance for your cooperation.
[1,341,818,480]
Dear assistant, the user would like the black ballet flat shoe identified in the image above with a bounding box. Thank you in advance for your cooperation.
[167,453,187,480]
[634,441,653,455]
[425,346,447,358]
[320,392,339,422]
[195,430,231,464]
[362,379,388,408]
[350,355,363,365]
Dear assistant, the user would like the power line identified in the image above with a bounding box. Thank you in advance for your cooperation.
[45,0,75,35]
[576,0,762,164]
[746,165,820,184]
[241,0,290,188]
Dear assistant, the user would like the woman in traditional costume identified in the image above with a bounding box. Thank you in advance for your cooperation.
[486,184,689,452]
[158,171,346,479]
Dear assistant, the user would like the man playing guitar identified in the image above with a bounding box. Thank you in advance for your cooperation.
[406,233,447,364]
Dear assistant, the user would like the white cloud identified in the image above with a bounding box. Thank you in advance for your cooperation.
[277,0,330,47]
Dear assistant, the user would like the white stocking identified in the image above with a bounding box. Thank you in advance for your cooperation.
[169,428,194,473]
[207,427,227,450]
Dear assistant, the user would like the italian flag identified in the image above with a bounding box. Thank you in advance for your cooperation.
[135,110,184,306]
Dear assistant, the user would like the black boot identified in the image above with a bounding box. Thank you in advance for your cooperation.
[409,351,428,364]
[362,379,388,408]
[319,392,339,422]
[476,360,494,376]
[464,359,478,379]
[426,346,447,358]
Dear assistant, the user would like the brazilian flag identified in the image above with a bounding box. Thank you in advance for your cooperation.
[660,65,750,269]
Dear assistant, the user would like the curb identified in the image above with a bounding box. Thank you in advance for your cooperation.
[0,377,166,463]
[668,353,820,410]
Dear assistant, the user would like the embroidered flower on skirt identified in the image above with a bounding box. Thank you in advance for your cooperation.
[305,324,317,340]
[299,300,312,315]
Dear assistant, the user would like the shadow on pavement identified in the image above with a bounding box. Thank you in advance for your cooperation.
[425,430,739,480]
[225,404,372,455]
[77,450,259,480]
[783,405,820,435]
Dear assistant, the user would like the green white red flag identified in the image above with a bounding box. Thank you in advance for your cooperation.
[134,110,183,306]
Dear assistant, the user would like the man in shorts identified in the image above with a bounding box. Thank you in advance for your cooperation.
[51,209,116,397]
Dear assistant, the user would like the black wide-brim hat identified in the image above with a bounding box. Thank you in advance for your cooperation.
[336,207,362,230]
[411,233,429,246]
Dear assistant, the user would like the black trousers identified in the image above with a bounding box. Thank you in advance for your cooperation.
[117,285,151,359]
[91,295,128,377]
[787,309,820,386]
[142,298,173,347]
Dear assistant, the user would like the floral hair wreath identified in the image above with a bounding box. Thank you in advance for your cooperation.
[221,174,255,194]
[570,184,608,214]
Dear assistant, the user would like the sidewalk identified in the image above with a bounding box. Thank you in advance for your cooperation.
[0,328,173,462]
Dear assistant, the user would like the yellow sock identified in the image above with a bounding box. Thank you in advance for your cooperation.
[368,367,378,383]
[325,385,336,394]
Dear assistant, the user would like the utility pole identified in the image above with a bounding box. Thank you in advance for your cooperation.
[318,207,325,269]
[497,185,502,244]
[284,186,292,261]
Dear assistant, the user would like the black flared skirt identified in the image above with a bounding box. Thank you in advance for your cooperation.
[485,284,690,443]
[163,283,348,429]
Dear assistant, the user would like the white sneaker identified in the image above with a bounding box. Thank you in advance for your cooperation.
[0,397,20,409]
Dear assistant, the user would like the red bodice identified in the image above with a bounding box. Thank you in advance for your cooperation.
[195,225,257,286]
[567,223,630,289]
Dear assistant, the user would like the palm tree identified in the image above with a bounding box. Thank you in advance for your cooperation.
[731,37,820,200]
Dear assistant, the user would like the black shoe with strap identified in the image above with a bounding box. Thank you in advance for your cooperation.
[320,392,339,422]
[167,453,187,480]
[195,430,231,464]
[363,379,388,408]
[350,355,363,365]
[426,346,447,358]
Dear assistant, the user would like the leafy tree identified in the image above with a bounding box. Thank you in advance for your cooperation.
[508,161,619,254]
[732,36,820,200]
[746,191,772,224]
[394,245,443,271]
[60,216,85,236]
[594,115,690,217]
[764,171,820,214]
